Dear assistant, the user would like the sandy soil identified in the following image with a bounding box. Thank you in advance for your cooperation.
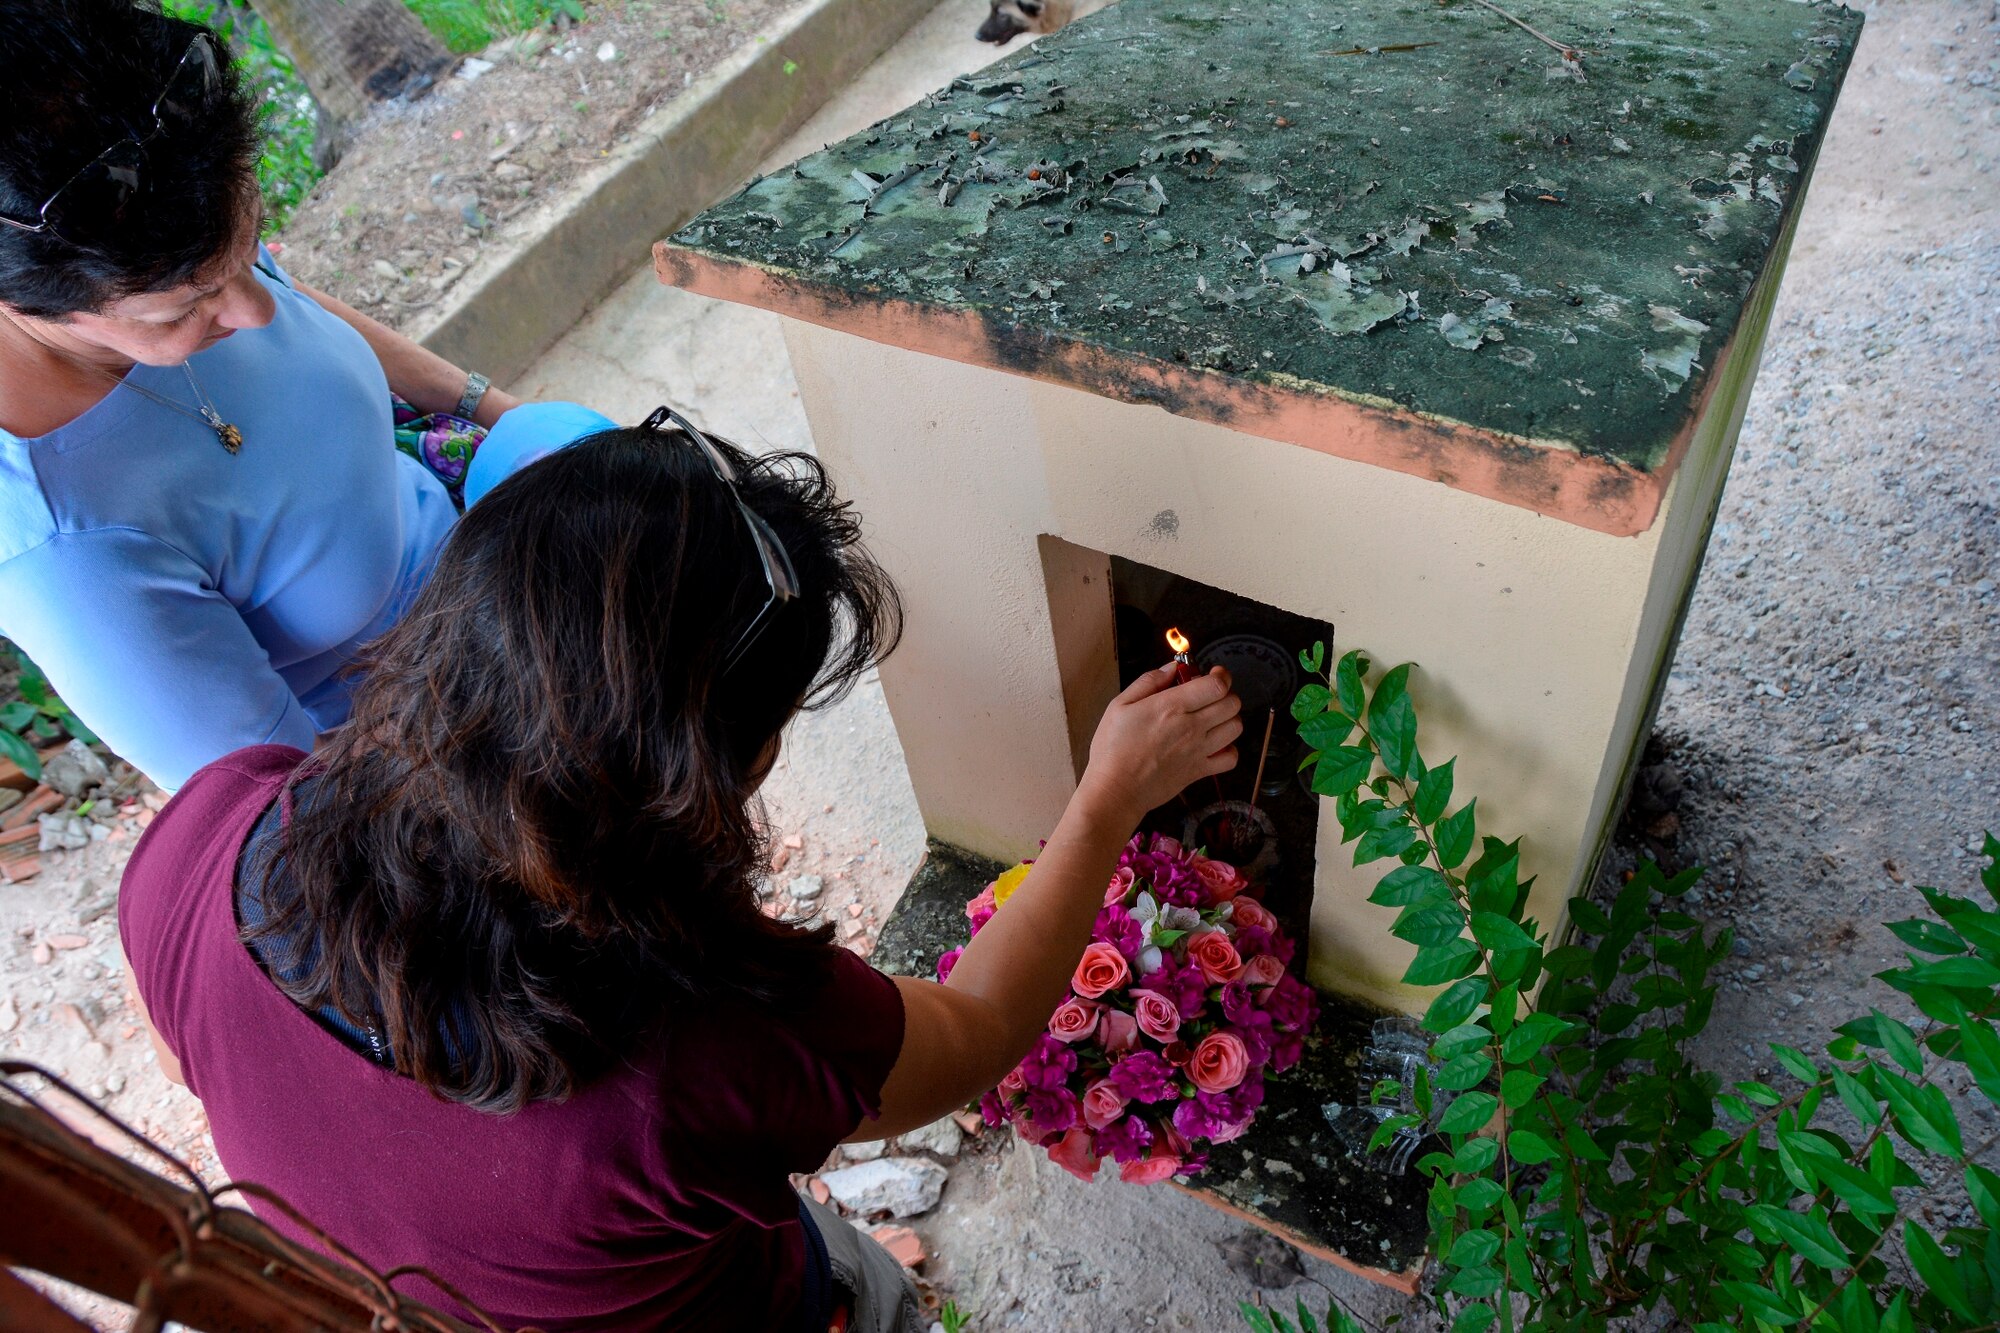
[4,0,1995,1328]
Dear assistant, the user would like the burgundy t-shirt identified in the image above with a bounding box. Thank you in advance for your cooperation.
[120,746,906,1331]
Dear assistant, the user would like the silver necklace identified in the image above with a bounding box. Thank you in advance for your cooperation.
[0,310,242,454]
[104,362,244,455]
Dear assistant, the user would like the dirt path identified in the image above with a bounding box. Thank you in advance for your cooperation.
[3,1,1995,1328]
[270,0,796,325]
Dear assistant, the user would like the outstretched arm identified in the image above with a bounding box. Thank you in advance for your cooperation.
[855,664,1242,1141]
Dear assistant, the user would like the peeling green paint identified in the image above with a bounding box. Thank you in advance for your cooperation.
[666,0,1862,473]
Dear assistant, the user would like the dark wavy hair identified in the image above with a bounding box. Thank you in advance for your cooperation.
[245,426,902,1114]
[0,0,262,317]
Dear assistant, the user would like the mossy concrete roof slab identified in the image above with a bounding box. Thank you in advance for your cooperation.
[655,0,1863,535]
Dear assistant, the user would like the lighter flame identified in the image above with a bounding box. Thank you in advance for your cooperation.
[1165,627,1190,655]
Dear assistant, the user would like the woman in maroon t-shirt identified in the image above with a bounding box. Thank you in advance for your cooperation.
[120,415,1242,1331]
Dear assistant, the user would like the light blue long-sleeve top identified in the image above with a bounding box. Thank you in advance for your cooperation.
[0,259,608,790]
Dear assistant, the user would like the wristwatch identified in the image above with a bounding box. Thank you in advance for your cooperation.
[454,371,492,421]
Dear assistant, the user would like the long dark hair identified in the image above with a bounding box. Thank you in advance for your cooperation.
[0,0,261,317]
[245,426,902,1114]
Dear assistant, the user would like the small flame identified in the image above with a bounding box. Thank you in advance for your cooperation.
[1165,627,1190,656]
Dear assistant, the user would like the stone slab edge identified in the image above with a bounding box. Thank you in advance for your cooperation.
[410,0,942,385]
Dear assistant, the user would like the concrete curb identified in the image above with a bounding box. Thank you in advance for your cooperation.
[410,0,942,384]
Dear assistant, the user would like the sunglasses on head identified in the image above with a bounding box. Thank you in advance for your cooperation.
[641,406,801,674]
[0,33,221,251]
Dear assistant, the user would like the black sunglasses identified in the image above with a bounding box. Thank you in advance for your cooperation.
[0,34,221,250]
[641,405,801,672]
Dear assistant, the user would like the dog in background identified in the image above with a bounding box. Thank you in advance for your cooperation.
[976,0,1118,44]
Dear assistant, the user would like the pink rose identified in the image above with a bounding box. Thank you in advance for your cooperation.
[1082,1078,1129,1131]
[1192,857,1247,902]
[1048,1127,1102,1183]
[1188,930,1245,985]
[1118,1153,1183,1185]
[1189,1031,1250,1093]
[1242,954,1287,988]
[1104,866,1137,907]
[1097,1008,1140,1054]
[998,1067,1028,1099]
[1130,988,1182,1043]
[1048,996,1102,1044]
[1152,835,1184,859]
[1229,896,1277,933]
[1072,942,1131,999]
[966,884,997,921]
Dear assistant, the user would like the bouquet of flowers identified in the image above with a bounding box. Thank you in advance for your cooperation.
[937,833,1318,1184]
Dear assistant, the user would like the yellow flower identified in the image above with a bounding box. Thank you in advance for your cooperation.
[992,862,1032,907]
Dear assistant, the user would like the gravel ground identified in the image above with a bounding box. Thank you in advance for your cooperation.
[3,0,1995,1328]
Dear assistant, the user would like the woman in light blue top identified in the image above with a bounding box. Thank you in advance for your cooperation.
[0,0,609,789]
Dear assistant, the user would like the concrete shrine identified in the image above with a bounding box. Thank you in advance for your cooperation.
[655,0,1863,1281]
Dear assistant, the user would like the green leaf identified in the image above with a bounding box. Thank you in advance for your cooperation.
[1372,865,1452,908]
[1438,1092,1499,1136]
[1885,918,1967,955]
[0,700,35,730]
[1449,1305,1495,1333]
[1298,709,1358,749]
[1456,1178,1503,1215]
[1745,1204,1849,1270]
[1237,1303,1278,1333]
[1290,681,1331,722]
[1372,691,1419,782]
[1906,956,2000,989]
[1735,1080,1784,1107]
[1904,1221,1979,1321]
[1832,1069,1883,1127]
[1447,1229,1500,1268]
[1299,641,1326,676]
[1405,940,1482,986]
[1877,1066,1964,1158]
[1771,1044,1821,1084]
[1423,977,1488,1034]
[1500,1069,1546,1109]
[1957,1019,2000,1101]
[1965,1163,2000,1229]
[1466,850,1521,917]
[1392,903,1468,948]
[1334,650,1368,718]
[1716,1282,1801,1326]
[1443,1264,1501,1298]
[1877,1010,1925,1075]
[1413,758,1454,826]
[1814,1158,1897,1217]
[1507,1129,1558,1165]
[1469,911,1535,954]
[1501,1013,1569,1063]
[1689,1127,1734,1156]
[1434,801,1476,871]
[1312,745,1375,797]
[1439,1051,1494,1091]
[1453,1136,1499,1174]
[0,728,40,780]
[1431,1022,1492,1060]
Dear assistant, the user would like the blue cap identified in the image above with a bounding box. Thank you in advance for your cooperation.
[462,401,620,508]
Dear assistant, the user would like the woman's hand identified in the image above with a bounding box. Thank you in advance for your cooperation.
[1075,663,1243,831]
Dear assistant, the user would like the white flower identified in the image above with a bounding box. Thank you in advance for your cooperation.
[1137,945,1164,976]
[1162,904,1203,934]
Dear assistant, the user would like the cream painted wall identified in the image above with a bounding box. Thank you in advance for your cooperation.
[784,218,1791,1011]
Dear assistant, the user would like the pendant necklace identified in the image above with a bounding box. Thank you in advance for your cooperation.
[106,362,245,455]
[0,311,243,454]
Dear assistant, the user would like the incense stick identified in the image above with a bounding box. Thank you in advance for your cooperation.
[1247,709,1276,807]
